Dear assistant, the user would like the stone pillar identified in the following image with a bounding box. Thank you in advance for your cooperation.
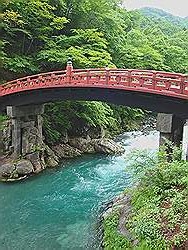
[6,104,44,158]
[156,113,185,147]
[182,120,188,161]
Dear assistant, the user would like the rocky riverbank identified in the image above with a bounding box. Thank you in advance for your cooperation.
[0,133,125,182]
[0,112,155,182]
[101,193,138,249]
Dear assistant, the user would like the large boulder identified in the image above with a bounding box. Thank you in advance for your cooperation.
[0,163,15,178]
[69,137,125,155]
[0,160,34,181]
[68,137,95,153]
[15,160,34,175]
[44,145,59,168]
[94,138,125,155]
[52,144,82,159]
[26,152,46,173]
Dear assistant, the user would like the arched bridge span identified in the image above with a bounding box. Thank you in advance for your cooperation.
[0,63,188,116]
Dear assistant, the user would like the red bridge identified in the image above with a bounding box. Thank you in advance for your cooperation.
[0,62,188,117]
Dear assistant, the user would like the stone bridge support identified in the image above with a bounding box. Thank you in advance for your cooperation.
[156,113,187,160]
[6,104,44,158]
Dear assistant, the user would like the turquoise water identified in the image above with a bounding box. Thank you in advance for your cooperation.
[0,131,159,250]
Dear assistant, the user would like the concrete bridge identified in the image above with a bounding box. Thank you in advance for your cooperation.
[0,61,188,159]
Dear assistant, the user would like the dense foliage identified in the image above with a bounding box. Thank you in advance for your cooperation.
[139,7,188,29]
[1,0,187,143]
[103,146,188,249]
[43,101,144,144]
[2,0,187,78]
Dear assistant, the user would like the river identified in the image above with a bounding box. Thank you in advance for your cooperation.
[0,131,159,250]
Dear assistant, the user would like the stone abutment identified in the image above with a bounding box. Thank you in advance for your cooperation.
[156,113,188,160]
[6,104,44,158]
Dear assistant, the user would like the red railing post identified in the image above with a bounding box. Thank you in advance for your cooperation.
[66,58,73,84]
[180,75,185,94]
[152,72,157,89]
[127,70,132,86]
[139,74,144,87]
[86,69,90,85]
[105,68,110,85]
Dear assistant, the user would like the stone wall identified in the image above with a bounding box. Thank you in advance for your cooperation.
[0,105,48,181]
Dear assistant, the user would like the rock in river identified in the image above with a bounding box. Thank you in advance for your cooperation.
[94,138,125,155]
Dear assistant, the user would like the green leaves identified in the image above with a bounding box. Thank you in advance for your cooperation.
[43,100,144,145]
[37,29,113,70]
[50,16,68,30]
[0,115,7,131]
[2,9,25,28]
[5,55,39,74]
[2,0,188,78]
[103,210,133,249]
[102,146,188,250]
[124,147,188,249]
[75,101,116,128]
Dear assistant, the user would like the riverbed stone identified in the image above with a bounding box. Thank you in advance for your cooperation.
[46,157,59,168]
[15,160,34,175]
[44,145,59,168]
[68,137,125,155]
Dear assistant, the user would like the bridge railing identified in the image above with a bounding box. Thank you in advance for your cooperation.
[72,68,188,96]
[0,63,188,99]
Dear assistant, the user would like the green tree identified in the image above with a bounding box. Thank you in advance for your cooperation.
[1,0,187,144]
[37,29,114,70]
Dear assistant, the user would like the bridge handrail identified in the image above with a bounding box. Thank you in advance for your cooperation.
[0,66,187,99]
[1,70,67,86]
[1,68,186,86]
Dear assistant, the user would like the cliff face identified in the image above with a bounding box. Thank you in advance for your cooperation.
[0,119,124,182]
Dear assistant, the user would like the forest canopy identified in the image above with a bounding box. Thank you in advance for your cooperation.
[1,0,187,143]
[1,0,187,81]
